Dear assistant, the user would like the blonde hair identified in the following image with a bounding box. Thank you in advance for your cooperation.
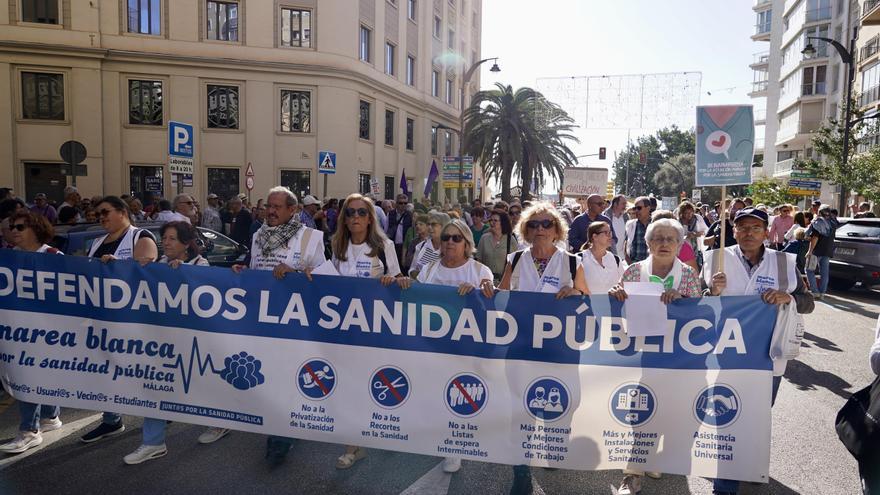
[794,227,806,241]
[331,193,388,261]
[516,201,569,244]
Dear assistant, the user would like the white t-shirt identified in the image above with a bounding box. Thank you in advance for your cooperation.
[581,249,626,294]
[333,238,402,278]
[417,259,493,287]
[155,210,191,224]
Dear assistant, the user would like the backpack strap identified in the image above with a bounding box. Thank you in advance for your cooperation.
[612,253,621,267]
[377,246,388,275]
[510,250,525,271]
[568,253,578,281]
[299,228,314,268]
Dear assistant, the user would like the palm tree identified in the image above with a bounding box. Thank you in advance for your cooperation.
[464,84,578,201]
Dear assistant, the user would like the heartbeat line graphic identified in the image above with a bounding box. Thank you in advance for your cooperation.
[163,337,221,394]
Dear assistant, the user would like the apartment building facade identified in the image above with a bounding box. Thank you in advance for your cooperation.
[750,0,854,206]
[0,0,482,205]
[855,1,880,155]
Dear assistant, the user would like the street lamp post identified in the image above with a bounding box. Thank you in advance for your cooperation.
[802,28,858,211]
[458,58,500,201]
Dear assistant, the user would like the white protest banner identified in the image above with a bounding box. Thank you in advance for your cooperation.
[0,252,775,482]
[561,168,609,198]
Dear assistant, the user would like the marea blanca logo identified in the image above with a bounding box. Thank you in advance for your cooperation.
[162,337,265,393]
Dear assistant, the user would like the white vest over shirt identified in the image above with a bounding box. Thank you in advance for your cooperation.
[702,246,798,296]
[249,226,326,272]
[507,248,573,293]
[88,225,147,260]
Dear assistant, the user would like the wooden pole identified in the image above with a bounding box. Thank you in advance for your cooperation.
[717,185,727,273]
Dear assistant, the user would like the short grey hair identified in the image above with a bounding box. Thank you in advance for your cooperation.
[63,186,78,195]
[645,218,685,245]
[268,186,298,206]
[427,210,451,226]
[443,219,477,255]
[173,194,192,207]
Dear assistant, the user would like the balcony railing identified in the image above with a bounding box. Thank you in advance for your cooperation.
[752,80,770,92]
[754,0,771,6]
[755,22,772,35]
[806,6,832,22]
[861,36,880,62]
[755,108,768,121]
[775,158,794,175]
[861,85,880,106]
[857,133,880,153]
[865,0,880,17]
[752,51,770,65]
[801,82,827,96]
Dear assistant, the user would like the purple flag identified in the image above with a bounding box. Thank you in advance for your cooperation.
[400,169,409,196]
[424,160,439,197]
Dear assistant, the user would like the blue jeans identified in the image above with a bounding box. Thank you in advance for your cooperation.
[806,255,830,294]
[713,376,782,493]
[18,401,60,432]
[142,418,166,446]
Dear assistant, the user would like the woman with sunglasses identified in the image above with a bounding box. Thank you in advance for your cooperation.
[575,221,626,296]
[396,218,494,474]
[80,196,158,446]
[0,212,63,455]
[408,211,450,277]
[123,221,228,464]
[498,202,585,299]
[475,209,516,284]
[319,193,403,469]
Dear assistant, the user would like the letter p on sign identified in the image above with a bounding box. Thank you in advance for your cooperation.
[174,128,189,152]
[168,121,194,158]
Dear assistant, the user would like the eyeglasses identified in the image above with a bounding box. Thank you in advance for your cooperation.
[649,235,679,245]
[440,233,464,243]
[525,219,555,230]
[634,206,645,211]
[10,224,27,231]
[97,209,115,218]
[397,201,408,205]
[734,225,766,234]
[345,207,370,217]
[595,230,612,236]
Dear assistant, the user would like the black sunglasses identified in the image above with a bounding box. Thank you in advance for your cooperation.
[397,201,408,205]
[345,207,369,218]
[440,234,464,243]
[10,224,27,231]
[634,206,645,211]
[97,209,116,218]
[526,219,555,230]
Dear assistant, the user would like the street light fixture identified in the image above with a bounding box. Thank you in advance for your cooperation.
[801,29,857,211]
[457,57,499,201]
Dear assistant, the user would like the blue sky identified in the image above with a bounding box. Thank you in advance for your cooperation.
[478,0,756,181]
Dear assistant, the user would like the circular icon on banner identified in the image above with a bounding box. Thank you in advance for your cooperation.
[524,377,570,422]
[609,383,657,427]
[705,130,732,158]
[694,384,741,428]
[369,366,411,409]
[296,358,337,400]
[445,373,488,418]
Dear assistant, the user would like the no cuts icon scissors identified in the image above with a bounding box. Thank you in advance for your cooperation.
[374,376,407,401]
[369,366,411,408]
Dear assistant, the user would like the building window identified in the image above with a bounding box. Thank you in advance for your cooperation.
[129,80,163,125]
[406,55,416,86]
[384,176,395,200]
[358,173,372,195]
[431,126,438,155]
[433,15,441,38]
[280,7,311,48]
[359,25,371,62]
[448,29,454,49]
[385,109,395,146]
[431,70,439,97]
[407,0,416,20]
[207,168,240,202]
[22,0,59,24]
[406,117,414,150]
[444,130,453,156]
[207,85,239,129]
[127,0,162,35]
[385,42,396,75]
[755,9,771,35]
[281,169,311,199]
[446,78,453,105]
[802,66,827,96]
[280,90,311,132]
[21,72,64,120]
[206,1,238,41]
[359,100,371,140]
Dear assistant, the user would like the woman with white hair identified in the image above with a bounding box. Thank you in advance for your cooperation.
[408,210,450,277]
[396,218,494,474]
[608,217,701,495]
[498,202,585,298]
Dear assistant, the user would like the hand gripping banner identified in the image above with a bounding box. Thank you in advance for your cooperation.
[0,251,776,482]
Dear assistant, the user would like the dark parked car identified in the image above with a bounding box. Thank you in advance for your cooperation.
[828,218,880,290]
[51,222,248,267]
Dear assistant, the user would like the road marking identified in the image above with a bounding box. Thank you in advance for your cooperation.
[399,460,452,495]
[0,413,102,471]
[818,300,843,312]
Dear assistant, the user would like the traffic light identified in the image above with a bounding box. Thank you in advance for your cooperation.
[599,147,606,160]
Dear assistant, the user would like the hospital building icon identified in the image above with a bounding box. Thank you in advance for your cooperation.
[617,388,650,411]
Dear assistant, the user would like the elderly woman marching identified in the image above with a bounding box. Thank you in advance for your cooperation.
[322,193,403,469]
[408,210,451,277]
[397,218,494,474]
[608,217,702,495]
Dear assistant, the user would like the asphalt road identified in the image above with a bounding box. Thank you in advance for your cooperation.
[0,287,877,495]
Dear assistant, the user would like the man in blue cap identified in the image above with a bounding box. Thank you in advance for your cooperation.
[702,207,815,495]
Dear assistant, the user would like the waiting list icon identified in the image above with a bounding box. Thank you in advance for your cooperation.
[618,388,650,411]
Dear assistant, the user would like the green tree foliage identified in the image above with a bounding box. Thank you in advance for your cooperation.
[464,84,578,201]
[611,126,695,197]
[654,154,695,198]
[746,177,796,206]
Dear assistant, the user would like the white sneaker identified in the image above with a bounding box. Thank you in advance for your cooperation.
[123,444,167,465]
[197,427,230,444]
[646,471,662,479]
[618,474,643,495]
[0,431,42,454]
[442,456,461,473]
[40,417,63,433]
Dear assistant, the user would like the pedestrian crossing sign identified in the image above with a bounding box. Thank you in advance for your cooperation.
[318,151,336,174]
